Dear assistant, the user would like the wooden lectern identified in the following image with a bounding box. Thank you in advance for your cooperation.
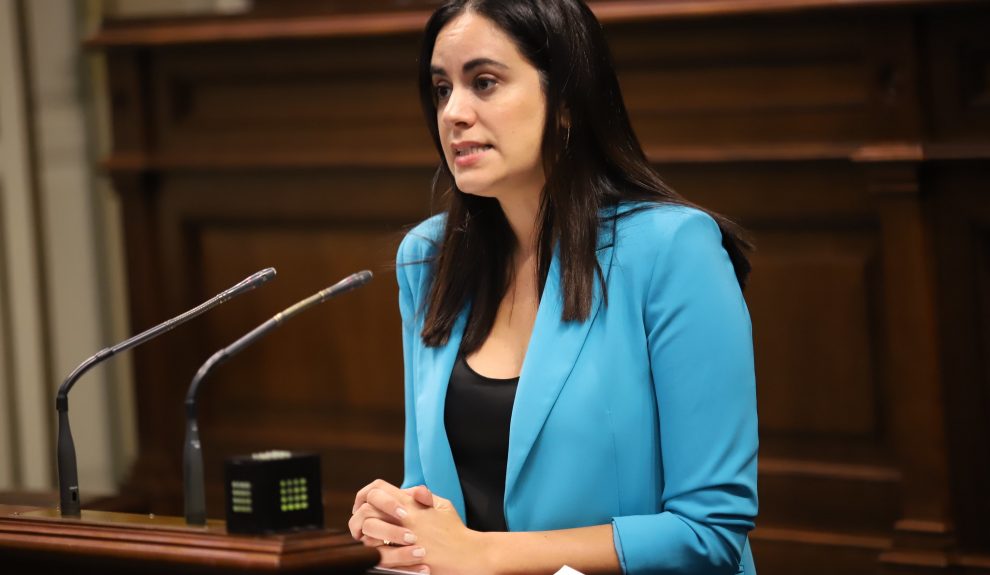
[0,504,378,574]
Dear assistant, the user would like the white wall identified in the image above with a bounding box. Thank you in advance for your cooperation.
[102,0,251,18]
[0,0,256,501]
[0,0,134,496]
[0,0,54,491]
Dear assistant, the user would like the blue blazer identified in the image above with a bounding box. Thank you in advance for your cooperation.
[397,204,758,575]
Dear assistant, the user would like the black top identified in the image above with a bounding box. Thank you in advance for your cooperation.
[443,354,519,532]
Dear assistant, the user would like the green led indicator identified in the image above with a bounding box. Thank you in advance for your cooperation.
[278,476,311,513]
[230,479,256,514]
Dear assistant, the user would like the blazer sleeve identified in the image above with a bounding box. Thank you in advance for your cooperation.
[611,209,759,574]
[397,234,427,489]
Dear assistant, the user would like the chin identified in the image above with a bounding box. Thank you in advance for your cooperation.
[453,176,498,198]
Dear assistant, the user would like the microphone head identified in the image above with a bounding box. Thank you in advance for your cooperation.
[252,267,277,285]
[315,270,374,302]
[227,267,277,298]
[336,270,373,293]
[350,270,373,287]
[278,270,375,322]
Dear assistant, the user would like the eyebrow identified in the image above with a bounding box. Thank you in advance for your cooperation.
[430,57,509,77]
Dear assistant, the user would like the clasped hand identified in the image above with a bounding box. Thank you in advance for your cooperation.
[349,479,486,574]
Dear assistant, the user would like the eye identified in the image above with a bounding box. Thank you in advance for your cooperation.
[433,83,452,102]
[474,76,497,93]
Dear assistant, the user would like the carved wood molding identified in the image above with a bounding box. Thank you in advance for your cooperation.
[99,142,990,175]
[85,0,980,47]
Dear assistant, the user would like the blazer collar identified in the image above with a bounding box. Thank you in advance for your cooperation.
[415,220,617,520]
[505,237,615,503]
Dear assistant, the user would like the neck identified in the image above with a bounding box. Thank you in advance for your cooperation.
[498,185,542,261]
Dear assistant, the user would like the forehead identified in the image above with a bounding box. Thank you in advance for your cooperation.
[431,11,524,68]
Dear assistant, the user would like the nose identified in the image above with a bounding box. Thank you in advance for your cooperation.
[440,86,475,128]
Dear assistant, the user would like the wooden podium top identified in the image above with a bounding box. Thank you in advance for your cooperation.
[0,504,378,574]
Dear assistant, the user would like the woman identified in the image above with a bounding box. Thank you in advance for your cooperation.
[349,1,758,573]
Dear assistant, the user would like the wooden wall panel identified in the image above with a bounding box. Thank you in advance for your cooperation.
[754,535,888,575]
[195,227,405,518]
[927,15,990,143]
[90,1,990,574]
[149,38,434,166]
[748,230,881,437]
[611,15,919,150]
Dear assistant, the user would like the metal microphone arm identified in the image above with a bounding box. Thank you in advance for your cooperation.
[183,270,372,525]
[56,267,276,517]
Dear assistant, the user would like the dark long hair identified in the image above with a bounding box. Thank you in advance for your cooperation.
[417,0,751,350]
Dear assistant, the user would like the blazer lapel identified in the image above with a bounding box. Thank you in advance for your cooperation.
[414,211,618,521]
[505,235,616,503]
[415,306,468,518]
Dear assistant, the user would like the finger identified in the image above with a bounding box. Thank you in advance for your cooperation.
[376,556,430,575]
[360,535,384,548]
[349,502,400,540]
[393,565,430,575]
[430,493,453,511]
[406,485,434,508]
[361,518,417,547]
[366,487,412,521]
[347,511,363,541]
[353,478,399,513]
[378,544,428,569]
[347,503,390,539]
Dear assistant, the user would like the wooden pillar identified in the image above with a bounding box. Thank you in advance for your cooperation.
[867,162,955,573]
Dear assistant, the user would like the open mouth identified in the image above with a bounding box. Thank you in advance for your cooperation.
[454,144,493,157]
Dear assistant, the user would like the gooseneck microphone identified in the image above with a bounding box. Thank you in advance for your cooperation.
[183,270,373,526]
[56,267,276,517]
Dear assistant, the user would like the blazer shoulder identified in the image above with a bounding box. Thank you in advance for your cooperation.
[614,203,723,263]
[397,214,446,265]
[396,214,445,305]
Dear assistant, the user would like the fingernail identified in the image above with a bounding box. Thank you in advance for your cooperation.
[420,568,431,574]
[396,507,408,518]
[403,532,417,544]
[412,547,426,558]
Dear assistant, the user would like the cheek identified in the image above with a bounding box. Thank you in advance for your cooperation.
[494,106,543,164]
[438,128,453,163]
[513,97,546,164]
[511,110,545,166]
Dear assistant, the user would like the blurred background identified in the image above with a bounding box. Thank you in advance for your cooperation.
[0,0,987,573]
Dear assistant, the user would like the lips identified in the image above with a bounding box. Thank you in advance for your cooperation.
[451,142,493,167]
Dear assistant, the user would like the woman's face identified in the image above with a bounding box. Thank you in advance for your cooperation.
[430,11,547,200]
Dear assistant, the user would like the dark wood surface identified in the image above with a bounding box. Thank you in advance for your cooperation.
[87,1,990,574]
[0,504,378,574]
